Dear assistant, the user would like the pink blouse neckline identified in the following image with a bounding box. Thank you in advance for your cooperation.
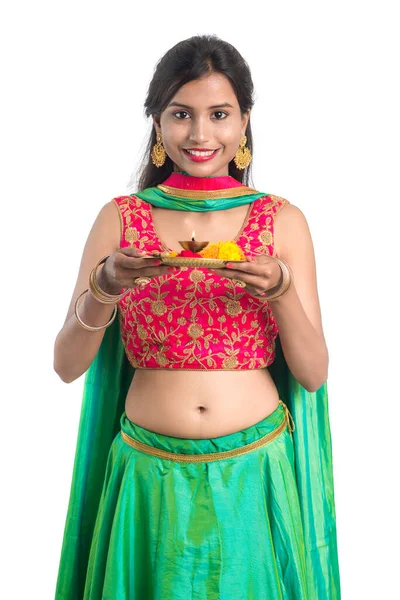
[148,199,257,254]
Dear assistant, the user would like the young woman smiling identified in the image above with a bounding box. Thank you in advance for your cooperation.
[55,34,341,600]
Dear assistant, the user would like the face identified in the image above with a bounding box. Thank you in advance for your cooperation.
[153,72,250,177]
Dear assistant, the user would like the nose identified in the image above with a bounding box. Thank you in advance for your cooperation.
[188,115,212,145]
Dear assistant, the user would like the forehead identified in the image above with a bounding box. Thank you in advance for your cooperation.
[168,72,238,109]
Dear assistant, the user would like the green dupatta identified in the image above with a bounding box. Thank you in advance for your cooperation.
[55,173,341,598]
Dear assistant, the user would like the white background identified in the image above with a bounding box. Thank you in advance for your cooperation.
[1,1,399,597]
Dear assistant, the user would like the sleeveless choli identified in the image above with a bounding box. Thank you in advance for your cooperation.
[113,193,290,370]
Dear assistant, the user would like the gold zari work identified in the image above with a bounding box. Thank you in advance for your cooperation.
[120,400,294,463]
[113,193,290,371]
[156,184,258,200]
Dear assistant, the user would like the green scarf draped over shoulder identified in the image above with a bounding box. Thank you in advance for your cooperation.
[55,172,341,599]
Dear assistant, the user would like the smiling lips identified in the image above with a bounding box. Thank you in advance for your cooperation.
[183,148,220,161]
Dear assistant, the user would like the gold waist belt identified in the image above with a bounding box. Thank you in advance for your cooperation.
[120,399,295,463]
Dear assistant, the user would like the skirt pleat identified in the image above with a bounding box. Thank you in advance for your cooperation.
[83,400,310,600]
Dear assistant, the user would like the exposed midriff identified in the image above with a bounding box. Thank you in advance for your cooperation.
[124,368,280,439]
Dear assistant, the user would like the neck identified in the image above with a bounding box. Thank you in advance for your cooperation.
[173,166,229,178]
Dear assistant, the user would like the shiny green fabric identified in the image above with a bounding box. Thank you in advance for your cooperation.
[134,171,266,211]
[135,187,266,211]
[84,403,307,598]
[54,318,341,599]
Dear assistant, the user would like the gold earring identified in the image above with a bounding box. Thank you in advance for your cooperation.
[233,134,252,170]
[151,132,167,167]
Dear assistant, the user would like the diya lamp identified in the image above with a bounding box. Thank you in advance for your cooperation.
[178,230,209,254]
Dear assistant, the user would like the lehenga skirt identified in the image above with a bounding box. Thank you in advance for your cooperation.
[82,399,309,600]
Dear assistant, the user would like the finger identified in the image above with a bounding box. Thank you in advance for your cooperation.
[117,247,148,258]
[224,258,276,275]
[128,265,176,279]
[213,268,270,290]
[119,255,164,270]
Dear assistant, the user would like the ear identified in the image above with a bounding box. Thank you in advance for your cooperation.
[241,109,251,135]
[152,115,161,134]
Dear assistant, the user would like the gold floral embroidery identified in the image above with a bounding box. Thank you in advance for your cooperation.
[258,230,273,246]
[155,352,169,367]
[125,227,140,244]
[188,323,204,339]
[137,325,147,340]
[113,193,289,370]
[225,300,242,317]
[223,355,239,369]
[189,269,205,283]
[151,299,168,316]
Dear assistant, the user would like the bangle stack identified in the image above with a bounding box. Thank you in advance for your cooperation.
[256,257,293,302]
[74,254,131,332]
[89,255,130,304]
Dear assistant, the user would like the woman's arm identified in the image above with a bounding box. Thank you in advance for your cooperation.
[53,201,121,383]
[271,203,329,392]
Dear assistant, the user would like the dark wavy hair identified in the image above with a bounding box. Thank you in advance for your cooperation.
[129,34,255,192]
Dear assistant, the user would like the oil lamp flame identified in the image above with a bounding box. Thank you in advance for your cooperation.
[178,229,209,253]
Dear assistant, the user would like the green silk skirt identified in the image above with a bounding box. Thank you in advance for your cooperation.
[83,401,305,599]
[54,318,341,599]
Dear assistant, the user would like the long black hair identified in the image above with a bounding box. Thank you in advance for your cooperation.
[129,34,256,192]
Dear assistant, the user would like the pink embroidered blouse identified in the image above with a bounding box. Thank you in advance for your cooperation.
[113,193,289,370]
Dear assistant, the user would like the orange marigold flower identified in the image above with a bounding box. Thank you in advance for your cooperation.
[199,243,220,258]
[200,240,246,261]
[218,241,246,261]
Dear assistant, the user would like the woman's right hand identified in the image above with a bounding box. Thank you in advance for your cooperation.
[97,247,173,295]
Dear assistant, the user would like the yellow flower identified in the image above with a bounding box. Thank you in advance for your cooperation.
[199,240,246,261]
[200,243,220,258]
[218,241,246,261]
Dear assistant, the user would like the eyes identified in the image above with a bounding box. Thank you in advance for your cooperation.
[173,110,228,121]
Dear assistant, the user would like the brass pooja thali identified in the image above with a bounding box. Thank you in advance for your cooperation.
[143,254,246,268]
[141,239,248,268]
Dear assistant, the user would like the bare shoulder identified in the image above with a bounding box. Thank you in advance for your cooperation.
[273,200,311,259]
[97,199,122,248]
[81,198,122,258]
[61,199,122,326]
[273,200,326,340]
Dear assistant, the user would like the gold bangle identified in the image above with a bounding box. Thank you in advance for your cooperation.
[89,255,131,304]
[74,289,118,331]
[265,258,293,301]
[255,257,293,301]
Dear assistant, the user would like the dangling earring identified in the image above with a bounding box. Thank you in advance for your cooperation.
[151,132,167,167]
[233,134,252,170]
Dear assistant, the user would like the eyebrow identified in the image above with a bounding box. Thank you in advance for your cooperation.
[167,102,234,110]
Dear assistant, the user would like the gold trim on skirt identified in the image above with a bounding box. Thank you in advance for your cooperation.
[120,400,295,463]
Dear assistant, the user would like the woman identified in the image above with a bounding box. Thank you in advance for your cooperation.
[54,35,341,599]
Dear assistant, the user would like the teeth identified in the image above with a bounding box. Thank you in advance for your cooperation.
[186,149,216,156]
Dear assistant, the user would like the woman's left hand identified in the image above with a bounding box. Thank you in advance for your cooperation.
[213,255,282,298]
